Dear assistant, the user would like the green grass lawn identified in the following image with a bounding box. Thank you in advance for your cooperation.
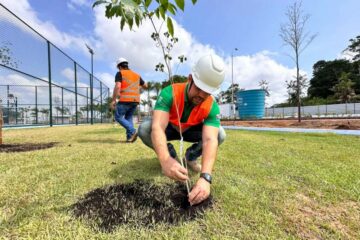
[1,124,359,239]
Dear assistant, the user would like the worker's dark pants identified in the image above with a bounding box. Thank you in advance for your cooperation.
[138,119,226,161]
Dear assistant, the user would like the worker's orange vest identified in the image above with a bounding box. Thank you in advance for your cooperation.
[169,83,213,132]
[119,69,141,103]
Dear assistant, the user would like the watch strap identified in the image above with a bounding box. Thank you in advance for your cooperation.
[200,173,212,184]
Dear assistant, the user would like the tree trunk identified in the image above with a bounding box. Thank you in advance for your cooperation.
[296,50,301,123]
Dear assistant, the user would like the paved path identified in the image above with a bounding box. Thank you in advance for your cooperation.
[223,126,360,136]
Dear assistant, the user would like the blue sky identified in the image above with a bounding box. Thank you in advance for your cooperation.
[1,0,360,106]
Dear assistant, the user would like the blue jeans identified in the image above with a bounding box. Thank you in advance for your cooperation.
[115,102,137,140]
[138,119,226,161]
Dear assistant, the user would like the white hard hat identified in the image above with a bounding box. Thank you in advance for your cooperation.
[116,57,128,66]
[191,54,225,94]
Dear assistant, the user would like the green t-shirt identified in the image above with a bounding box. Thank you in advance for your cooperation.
[154,84,220,128]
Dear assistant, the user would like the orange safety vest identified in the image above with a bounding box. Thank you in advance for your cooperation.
[169,83,213,132]
[118,69,141,103]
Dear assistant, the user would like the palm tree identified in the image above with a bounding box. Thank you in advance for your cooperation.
[146,82,154,114]
[153,82,162,98]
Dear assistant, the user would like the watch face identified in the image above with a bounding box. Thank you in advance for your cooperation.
[200,173,212,184]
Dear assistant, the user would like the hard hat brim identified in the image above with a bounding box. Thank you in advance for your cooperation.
[191,71,218,94]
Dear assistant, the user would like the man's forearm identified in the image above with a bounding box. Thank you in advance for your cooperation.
[201,138,218,174]
[151,126,170,163]
[112,86,118,101]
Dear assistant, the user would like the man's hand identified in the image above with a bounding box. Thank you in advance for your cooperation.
[188,178,210,205]
[110,100,116,110]
[160,156,189,182]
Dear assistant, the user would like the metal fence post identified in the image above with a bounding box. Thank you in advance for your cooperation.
[86,87,89,123]
[35,86,38,124]
[74,62,78,125]
[100,82,103,123]
[345,103,347,116]
[15,97,18,124]
[61,87,64,124]
[6,85,9,124]
[325,104,328,116]
[47,41,53,127]
[354,102,356,115]
[90,74,93,125]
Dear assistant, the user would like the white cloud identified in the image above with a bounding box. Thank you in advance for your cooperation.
[67,0,91,13]
[96,72,114,90]
[338,49,356,62]
[1,0,307,106]
[61,68,74,81]
[92,5,215,76]
[0,73,48,104]
[0,0,92,54]
[226,51,304,106]
[91,6,303,105]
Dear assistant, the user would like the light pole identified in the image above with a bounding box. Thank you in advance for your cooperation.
[231,48,238,118]
[86,44,94,125]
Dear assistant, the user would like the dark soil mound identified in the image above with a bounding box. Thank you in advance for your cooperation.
[0,142,57,153]
[335,124,358,130]
[71,179,213,232]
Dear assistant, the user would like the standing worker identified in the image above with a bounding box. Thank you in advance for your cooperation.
[111,57,147,142]
[138,54,226,205]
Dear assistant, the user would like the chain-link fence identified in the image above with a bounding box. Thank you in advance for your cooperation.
[0,4,110,127]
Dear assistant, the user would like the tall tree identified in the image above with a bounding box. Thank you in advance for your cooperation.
[345,35,360,61]
[217,83,242,104]
[308,59,359,98]
[153,82,162,97]
[345,35,360,92]
[161,74,187,88]
[332,72,355,103]
[280,0,316,122]
[146,81,154,112]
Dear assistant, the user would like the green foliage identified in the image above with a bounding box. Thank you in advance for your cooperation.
[301,96,338,106]
[92,0,197,37]
[161,74,187,88]
[331,72,356,103]
[0,41,19,68]
[217,84,244,104]
[286,74,307,105]
[93,0,194,90]
[346,35,360,61]
[308,59,360,98]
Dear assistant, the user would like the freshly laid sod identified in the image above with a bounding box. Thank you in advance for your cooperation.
[0,124,359,239]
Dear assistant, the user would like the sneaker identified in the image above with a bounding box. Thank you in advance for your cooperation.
[127,130,138,143]
[184,142,202,172]
[186,159,202,173]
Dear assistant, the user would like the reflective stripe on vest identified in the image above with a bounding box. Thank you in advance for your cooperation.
[169,83,213,133]
[119,70,141,102]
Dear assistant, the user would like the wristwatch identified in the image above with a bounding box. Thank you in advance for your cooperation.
[200,173,212,184]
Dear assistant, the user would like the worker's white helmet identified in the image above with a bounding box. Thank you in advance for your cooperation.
[191,54,225,94]
[116,57,128,66]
